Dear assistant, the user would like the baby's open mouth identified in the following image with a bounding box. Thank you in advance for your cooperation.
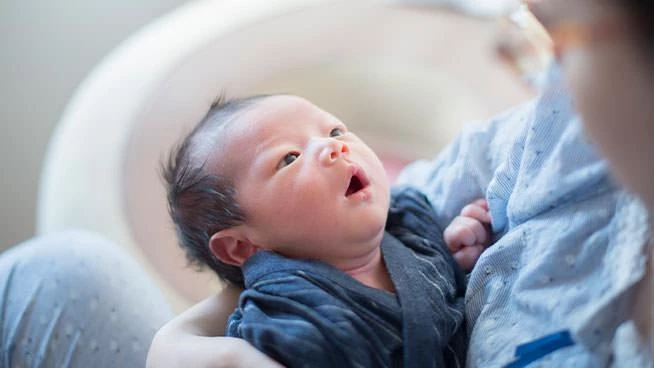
[345,167,370,197]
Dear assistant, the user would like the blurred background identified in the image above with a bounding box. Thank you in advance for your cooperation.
[0,0,191,250]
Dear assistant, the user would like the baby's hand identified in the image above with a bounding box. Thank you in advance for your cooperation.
[443,199,492,272]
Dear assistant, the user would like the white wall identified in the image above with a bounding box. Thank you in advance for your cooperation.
[0,0,190,250]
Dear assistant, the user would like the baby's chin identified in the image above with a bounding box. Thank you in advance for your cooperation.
[351,215,388,245]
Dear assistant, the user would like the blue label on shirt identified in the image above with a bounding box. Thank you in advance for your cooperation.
[504,330,575,368]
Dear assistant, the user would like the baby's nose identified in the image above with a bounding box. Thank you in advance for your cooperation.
[319,139,349,166]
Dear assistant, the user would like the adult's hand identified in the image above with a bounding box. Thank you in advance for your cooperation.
[146,285,284,368]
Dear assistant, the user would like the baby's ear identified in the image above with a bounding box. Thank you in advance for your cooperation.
[209,228,259,266]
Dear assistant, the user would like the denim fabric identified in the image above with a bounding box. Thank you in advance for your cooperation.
[0,230,173,368]
[396,65,650,367]
[227,188,467,368]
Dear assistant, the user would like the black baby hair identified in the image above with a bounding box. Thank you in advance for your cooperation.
[162,94,271,286]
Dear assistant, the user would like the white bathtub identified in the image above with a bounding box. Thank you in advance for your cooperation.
[37,0,532,311]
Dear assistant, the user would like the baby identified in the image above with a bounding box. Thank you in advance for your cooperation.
[163,94,491,368]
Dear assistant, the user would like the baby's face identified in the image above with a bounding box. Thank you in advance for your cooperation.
[215,95,390,263]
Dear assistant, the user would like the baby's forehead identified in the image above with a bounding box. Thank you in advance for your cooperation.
[198,94,332,156]
[238,95,323,121]
[251,96,339,128]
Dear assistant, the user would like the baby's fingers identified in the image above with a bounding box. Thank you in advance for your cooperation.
[444,216,489,252]
[460,200,491,224]
[453,244,485,272]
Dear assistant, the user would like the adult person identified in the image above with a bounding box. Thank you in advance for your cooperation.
[528,0,653,362]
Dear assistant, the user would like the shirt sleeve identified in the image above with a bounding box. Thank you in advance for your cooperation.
[393,99,534,234]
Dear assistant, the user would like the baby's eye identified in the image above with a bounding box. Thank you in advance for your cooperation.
[329,127,345,137]
[277,152,300,169]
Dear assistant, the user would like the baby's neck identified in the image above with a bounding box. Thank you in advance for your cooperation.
[341,247,395,293]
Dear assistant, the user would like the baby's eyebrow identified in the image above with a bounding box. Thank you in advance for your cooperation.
[253,134,285,158]
[251,144,284,176]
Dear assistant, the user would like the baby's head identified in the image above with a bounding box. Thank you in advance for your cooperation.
[163,95,390,286]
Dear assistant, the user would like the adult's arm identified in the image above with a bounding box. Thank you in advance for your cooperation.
[394,98,534,232]
[146,285,283,368]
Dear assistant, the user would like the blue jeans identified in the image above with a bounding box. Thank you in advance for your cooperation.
[0,230,174,367]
